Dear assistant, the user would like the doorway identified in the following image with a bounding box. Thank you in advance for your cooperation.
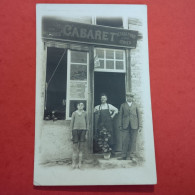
[93,72,126,153]
[94,72,126,109]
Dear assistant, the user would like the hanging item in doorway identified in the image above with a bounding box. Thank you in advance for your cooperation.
[94,55,100,68]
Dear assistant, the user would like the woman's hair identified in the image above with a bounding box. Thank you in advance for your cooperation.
[100,93,108,99]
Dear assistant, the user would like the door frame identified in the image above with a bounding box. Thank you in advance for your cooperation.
[89,47,131,154]
[87,46,95,153]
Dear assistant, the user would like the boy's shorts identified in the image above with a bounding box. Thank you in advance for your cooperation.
[72,129,87,143]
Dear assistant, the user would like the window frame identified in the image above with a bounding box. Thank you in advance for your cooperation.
[94,47,126,73]
[66,49,89,120]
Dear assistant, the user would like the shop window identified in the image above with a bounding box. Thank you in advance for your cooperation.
[44,47,67,120]
[94,48,126,73]
[96,17,123,28]
[44,48,89,121]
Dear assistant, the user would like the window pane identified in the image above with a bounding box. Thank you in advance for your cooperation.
[116,61,124,70]
[96,17,123,28]
[71,51,87,63]
[96,49,104,58]
[70,64,87,80]
[116,51,124,60]
[106,60,114,69]
[70,82,87,99]
[62,16,92,24]
[95,60,104,69]
[106,50,114,59]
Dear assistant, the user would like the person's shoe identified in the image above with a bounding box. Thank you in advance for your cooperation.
[117,157,127,160]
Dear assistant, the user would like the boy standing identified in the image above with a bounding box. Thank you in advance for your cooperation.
[118,92,141,160]
[70,102,87,169]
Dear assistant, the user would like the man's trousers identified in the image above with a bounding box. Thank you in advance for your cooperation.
[121,126,138,158]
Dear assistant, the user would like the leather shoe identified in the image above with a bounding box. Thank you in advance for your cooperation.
[117,157,127,160]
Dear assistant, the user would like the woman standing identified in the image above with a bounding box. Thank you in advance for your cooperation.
[94,94,118,154]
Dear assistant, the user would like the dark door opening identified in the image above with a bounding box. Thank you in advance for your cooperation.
[44,47,67,120]
[94,72,126,109]
[93,72,126,153]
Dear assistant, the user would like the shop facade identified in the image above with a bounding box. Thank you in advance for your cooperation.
[37,16,144,163]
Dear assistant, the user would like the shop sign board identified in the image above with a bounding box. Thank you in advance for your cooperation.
[42,18,138,48]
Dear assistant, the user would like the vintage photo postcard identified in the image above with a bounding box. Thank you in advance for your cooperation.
[34,4,157,185]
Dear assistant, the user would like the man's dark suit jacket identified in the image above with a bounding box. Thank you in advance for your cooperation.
[119,102,140,130]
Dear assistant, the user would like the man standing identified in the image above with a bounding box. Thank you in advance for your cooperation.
[118,92,141,160]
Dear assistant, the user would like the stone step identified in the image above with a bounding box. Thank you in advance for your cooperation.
[98,157,139,169]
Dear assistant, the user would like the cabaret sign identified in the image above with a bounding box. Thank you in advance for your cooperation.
[42,18,138,48]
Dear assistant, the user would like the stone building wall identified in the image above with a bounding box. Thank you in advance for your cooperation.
[129,19,145,158]
[39,121,72,163]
